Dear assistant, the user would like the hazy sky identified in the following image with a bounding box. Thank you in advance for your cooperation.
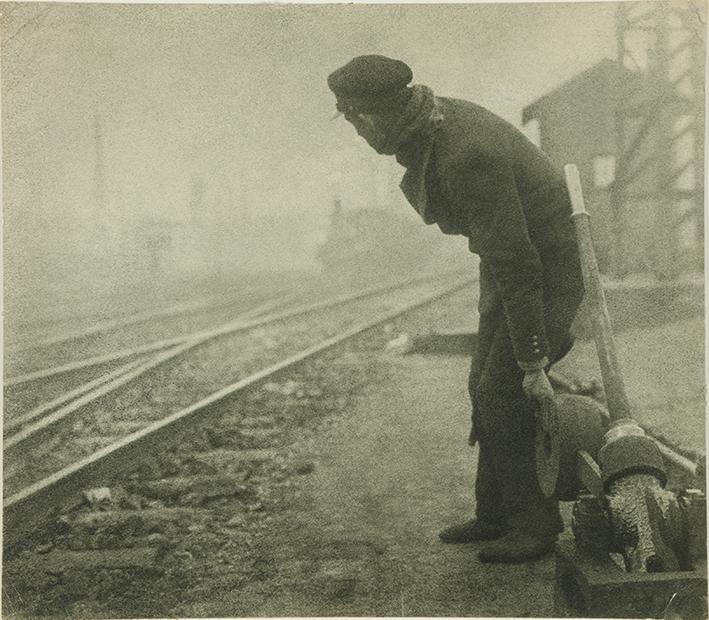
[2,1,618,281]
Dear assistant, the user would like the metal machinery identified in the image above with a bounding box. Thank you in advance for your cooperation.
[611,0,705,278]
[536,165,706,618]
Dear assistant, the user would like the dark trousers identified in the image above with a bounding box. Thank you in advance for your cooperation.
[468,246,583,538]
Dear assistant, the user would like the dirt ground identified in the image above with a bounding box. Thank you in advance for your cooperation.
[5,285,703,619]
[176,316,705,618]
[177,354,559,618]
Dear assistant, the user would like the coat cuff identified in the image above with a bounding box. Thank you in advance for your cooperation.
[518,357,550,372]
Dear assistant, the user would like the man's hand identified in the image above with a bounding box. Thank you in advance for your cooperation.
[524,369,557,432]
[522,368,554,405]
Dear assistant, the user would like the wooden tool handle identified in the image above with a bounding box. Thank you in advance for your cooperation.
[564,164,632,422]
[564,164,588,217]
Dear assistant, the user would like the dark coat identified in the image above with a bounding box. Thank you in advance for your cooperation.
[399,96,583,369]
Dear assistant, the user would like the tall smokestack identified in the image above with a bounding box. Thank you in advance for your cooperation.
[93,113,107,225]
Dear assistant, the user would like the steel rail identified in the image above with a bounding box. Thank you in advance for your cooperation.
[5,271,463,387]
[4,272,466,450]
[6,283,294,353]
[4,357,152,435]
[4,340,201,449]
[5,293,297,386]
[3,295,296,437]
[3,278,474,551]
[5,337,193,387]
[6,297,219,353]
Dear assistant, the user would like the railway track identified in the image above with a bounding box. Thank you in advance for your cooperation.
[3,273,464,438]
[6,295,225,352]
[5,275,313,353]
[2,274,703,618]
[4,285,298,379]
[3,272,471,551]
[3,293,297,431]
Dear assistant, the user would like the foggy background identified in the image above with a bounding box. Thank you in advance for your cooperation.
[1,2,693,333]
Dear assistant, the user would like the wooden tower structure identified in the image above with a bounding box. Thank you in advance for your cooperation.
[612,0,705,277]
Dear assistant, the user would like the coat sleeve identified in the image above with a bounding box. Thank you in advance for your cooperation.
[450,156,550,371]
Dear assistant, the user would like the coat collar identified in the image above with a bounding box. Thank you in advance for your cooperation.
[396,98,443,225]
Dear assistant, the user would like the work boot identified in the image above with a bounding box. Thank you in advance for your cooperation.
[438,519,504,544]
[477,530,556,563]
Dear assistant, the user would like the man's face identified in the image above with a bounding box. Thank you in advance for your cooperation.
[343,109,399,154]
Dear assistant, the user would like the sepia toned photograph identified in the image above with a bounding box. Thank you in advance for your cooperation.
[1,1,706,617]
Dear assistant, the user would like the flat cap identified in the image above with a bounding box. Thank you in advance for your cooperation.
[328,55,413,112]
